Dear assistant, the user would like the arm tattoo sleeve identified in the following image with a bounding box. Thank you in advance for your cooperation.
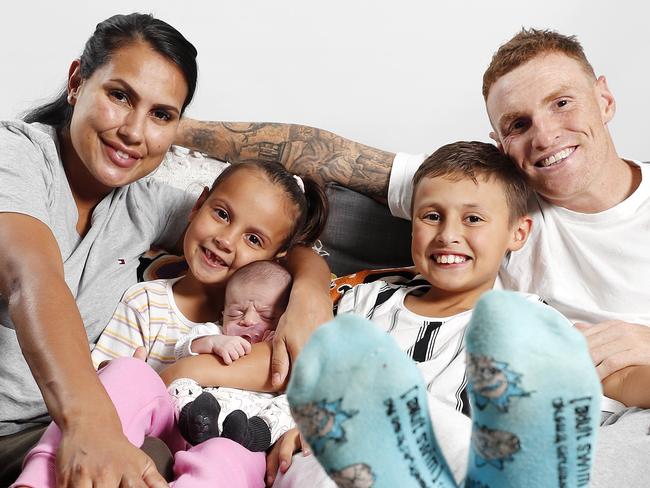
[175,120,395,201]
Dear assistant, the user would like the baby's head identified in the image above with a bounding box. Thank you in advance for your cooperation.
[410,141,532,295]
[222,260,292,343]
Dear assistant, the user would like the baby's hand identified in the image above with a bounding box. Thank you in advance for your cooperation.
[192,335,252,365]
[212,335,252,364]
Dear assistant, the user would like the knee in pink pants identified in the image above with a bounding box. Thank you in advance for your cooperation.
[13,357,184,487]
[172,437,266,488]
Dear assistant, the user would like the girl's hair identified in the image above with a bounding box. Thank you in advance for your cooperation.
[210,162,329,252]
[23,13,198,129]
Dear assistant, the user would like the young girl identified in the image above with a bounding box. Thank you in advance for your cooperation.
[12,161,328,488]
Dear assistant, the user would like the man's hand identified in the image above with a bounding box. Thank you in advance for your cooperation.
[576,320,650,379]
[56,417,168,488]
[191,335,252,365]
[271,286,333,388]
[600,366,630,404]
[265,428,311,487]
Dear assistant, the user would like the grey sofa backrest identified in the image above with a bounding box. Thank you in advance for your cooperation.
[319,183,413,276]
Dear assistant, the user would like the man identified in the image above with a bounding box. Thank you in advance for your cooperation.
[176,29,649,487]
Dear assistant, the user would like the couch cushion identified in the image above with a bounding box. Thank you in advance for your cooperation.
[320,183,413,276]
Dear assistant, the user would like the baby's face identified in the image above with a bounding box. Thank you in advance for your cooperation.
[222,281,288,343]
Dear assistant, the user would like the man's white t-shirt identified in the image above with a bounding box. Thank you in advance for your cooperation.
[388,153,650,327]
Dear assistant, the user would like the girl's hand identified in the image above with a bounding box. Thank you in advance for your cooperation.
[97,346,147,370]
[265,428,311,486]
[262,330,276,342]
[192,335,252,365]
[271,284,333,388]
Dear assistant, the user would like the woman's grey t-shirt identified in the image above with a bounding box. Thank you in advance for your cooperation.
[0,121,195,435]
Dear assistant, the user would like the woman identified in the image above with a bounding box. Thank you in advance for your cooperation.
[0,13,330,487]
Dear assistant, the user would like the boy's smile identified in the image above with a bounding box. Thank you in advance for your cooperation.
[410,175,530,309]
[431,253,469,265]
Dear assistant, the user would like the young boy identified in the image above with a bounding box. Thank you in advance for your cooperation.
[336,140,535,413]
[283,141,602,487]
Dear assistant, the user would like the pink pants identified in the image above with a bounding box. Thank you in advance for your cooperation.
[12,357,266,487]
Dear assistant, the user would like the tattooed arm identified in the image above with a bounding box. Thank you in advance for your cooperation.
[174,119,395,203]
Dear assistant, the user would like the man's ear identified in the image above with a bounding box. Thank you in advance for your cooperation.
[189,187,210,221]
[508,215,533,252]
[595,75,616,125]
[489,131,504,153]
[67,59,82,105]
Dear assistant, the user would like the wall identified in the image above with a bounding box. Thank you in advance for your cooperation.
[1,0,647,158]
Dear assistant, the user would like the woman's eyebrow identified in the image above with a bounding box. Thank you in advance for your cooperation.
[109,78,181,114]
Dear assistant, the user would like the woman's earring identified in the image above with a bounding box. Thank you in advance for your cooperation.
[67,92,75,105]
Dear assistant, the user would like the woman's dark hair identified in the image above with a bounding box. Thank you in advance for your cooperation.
[24,13,198,129]
[210,162,329,252]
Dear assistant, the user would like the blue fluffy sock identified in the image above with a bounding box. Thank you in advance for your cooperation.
[464,291,601,488]
[287,313,456,488]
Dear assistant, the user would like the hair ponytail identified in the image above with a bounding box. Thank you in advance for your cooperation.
[23,13,197,129]
[209,161,329,252]
[292,177,328,247]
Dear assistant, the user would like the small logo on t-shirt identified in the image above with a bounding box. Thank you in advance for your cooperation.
[117,259,126,265]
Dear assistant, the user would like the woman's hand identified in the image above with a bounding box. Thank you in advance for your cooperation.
[265,428,311,487]
[56,412,168,487]
[0,216,166,487]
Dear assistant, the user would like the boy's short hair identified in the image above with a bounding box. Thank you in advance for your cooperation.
[482,28,596,100]
[412,141,530,223]
[226,260,292,303]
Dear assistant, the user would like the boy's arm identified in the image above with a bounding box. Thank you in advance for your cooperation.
[174,119,395,203]
[602,365,650,408]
